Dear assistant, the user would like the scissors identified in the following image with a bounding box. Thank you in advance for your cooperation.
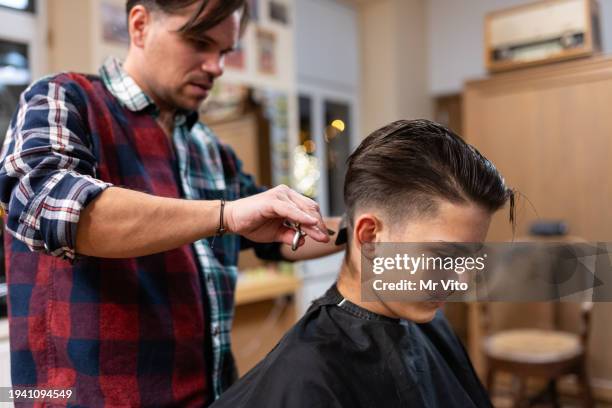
[283,221,307,251]
[284,220,336,251]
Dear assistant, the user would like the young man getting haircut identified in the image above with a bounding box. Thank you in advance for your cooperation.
[211,119,514,408]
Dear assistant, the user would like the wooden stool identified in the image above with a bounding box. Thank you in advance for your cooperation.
[483,303,594,408]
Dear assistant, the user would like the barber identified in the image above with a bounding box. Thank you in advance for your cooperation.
[0,0,341,406]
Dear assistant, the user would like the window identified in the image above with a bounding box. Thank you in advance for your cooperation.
[0,40,29,143]
[295,95,320,199]
[0,0,34,13]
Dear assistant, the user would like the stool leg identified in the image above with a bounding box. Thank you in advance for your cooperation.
[486,368,495,394]
[577,361,594,408]
[513,377,527,408]
[547,379,560,408]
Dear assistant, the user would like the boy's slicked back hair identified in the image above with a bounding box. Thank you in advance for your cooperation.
[344,119,514,231]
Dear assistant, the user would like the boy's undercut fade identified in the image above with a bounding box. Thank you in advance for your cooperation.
[344,119,515,234]
[126,0,250,39]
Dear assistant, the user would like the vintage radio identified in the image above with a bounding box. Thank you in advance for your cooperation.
[485,0,601,73]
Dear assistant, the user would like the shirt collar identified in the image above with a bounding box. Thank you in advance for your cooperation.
[100,57,154,112]
[99,57,200,129]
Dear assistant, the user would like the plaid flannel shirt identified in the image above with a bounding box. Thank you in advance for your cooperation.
[0,57,269,407]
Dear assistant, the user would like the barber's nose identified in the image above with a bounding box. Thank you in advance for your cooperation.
[202,55,224,79]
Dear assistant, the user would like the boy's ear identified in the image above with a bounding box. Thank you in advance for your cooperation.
[353,213,382,259]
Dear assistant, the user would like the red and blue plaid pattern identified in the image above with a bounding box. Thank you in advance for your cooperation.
[0,58,263,406]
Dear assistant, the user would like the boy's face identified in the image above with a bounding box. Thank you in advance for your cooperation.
[351,200,492,323]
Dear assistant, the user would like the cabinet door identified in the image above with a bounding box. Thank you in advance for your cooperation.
[464,60,612,241]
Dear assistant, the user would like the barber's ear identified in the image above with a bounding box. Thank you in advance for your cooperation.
[128,5,151,48]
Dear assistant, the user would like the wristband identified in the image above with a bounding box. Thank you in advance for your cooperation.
[210,199,226,250]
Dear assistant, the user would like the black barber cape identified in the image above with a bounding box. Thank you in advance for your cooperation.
[211,285,493,408]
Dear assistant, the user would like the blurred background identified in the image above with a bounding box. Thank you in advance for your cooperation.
[0,0,611,406]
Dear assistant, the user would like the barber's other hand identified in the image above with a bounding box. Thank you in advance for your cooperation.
[224,185,330,248]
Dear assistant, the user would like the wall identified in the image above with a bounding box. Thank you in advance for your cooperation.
[395,0,431,122]
[359,0,400,135]
[296,0,359,91]
[427,0,612,95]
[358,0,432,137]
[48,0,127,74]
[221,0,297,92]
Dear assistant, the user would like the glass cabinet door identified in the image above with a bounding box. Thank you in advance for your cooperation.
[323,100,350,216]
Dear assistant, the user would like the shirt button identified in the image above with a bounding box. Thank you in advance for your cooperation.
[207,274,213,283]
[212,325,220,336]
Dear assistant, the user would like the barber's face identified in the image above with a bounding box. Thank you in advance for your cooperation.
[129,3,240,111]
[353,201,492,323]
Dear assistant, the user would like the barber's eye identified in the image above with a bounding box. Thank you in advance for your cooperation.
[191,40,211,51]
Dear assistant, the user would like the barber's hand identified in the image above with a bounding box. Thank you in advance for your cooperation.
[224,185,330,248]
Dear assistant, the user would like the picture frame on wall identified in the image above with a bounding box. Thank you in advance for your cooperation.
[225,42,246,71]
[248,0,259,22]
[101,2,129,45]
[269,1,290,26]
[256,29,276,75]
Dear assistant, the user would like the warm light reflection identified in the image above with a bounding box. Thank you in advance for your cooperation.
[331,119,345,132]
[303,140,316,154]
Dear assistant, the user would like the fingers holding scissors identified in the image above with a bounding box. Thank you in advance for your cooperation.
[283,220,306,251]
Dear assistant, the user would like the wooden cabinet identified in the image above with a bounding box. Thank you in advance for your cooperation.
[464,56,612,401]
[464,56,612,242]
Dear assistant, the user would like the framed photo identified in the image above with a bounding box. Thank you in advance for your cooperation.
[256,29,276,75]
[247,0,259,22]
[101,2,129,45]
[225,42,245,71]
[269,1,290,26]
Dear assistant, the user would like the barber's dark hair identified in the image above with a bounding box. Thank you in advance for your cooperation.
[126,0,249,39]
[344,119,515,233]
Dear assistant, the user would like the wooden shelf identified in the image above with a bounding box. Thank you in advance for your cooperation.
[235,272,301,306]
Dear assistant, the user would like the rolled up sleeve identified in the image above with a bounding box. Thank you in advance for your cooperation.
[0,77,111,260]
